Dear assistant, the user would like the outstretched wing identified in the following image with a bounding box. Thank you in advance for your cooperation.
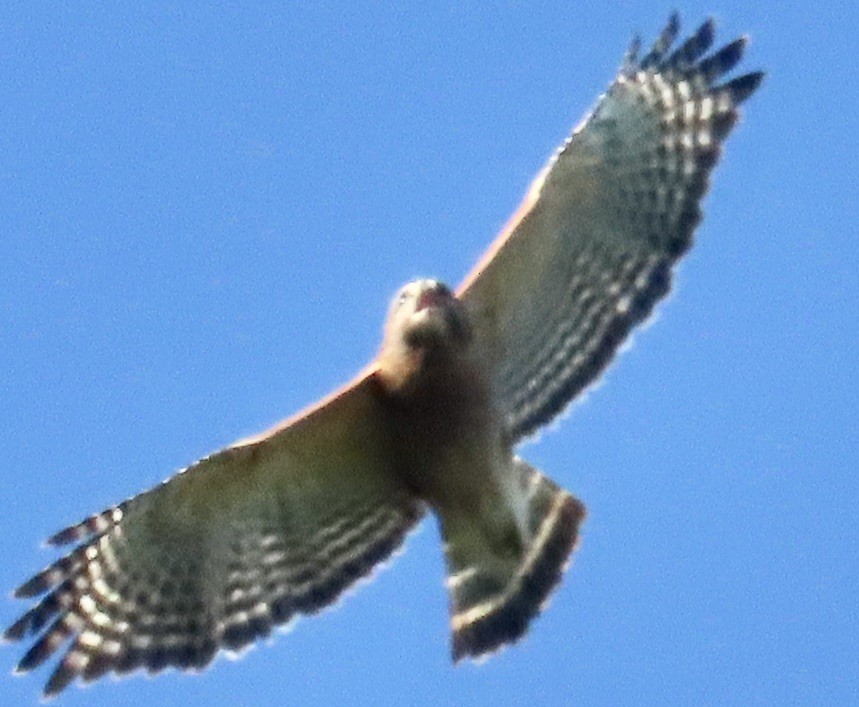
[5,373,424,697]
[457,15,763,442]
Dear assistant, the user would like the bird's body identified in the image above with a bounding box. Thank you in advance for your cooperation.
[377,281,499,512]
[5,14,763,697]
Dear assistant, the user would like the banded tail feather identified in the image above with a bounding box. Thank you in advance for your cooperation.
[442,461,586,661]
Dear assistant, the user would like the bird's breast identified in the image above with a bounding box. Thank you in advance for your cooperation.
[376,357,503,513]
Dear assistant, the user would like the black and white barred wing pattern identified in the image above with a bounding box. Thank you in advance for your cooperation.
[458,15,763,442]
[5,377,423,697]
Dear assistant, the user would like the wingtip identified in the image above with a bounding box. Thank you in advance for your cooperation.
[624,35,641,67]
[726,70,766,105]
[697,16,716,49]
[44,534,66,548]
[660,10,680,48]
[45,524,85,547]
[3,617,28,643]
[666,10,680,33]
[14,576,47,599]
[43,664,75,699]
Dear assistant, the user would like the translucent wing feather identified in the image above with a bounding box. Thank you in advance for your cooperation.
[458,15,763,442]
[6,375,423,696]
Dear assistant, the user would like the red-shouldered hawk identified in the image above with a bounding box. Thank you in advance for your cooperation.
[5,14,762,697]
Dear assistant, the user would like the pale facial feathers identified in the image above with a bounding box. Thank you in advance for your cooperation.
[386,279,471,353]
[377,279,473,395]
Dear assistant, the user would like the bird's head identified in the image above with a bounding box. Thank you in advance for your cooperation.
[377,279,472,395]
[385,279,471,353]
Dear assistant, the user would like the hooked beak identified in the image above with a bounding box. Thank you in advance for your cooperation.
[415,287,447,312]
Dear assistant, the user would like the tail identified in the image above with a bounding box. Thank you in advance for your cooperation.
[441,459,586,661]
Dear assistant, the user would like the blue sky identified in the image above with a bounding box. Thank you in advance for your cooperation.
[1,2,855,705]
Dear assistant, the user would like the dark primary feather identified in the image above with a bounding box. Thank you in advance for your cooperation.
[639,11,680,69]
[667,18,715,69]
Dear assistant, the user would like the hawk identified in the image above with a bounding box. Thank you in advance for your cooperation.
[6,14,762,697]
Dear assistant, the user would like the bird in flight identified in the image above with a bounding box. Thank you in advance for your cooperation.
[5,14,762,697]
